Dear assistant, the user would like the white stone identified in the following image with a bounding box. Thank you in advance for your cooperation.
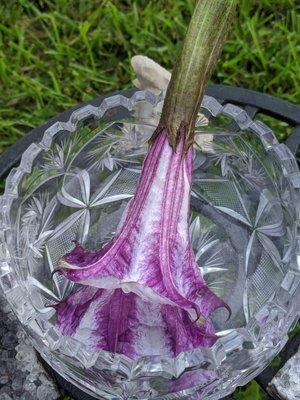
[268,346,300,399]
[0,295,59,400]
[0,375,9,385]
[0,395,13,400]
[36,384,58,400]
[11,377,23,391]
[131,55,171,93]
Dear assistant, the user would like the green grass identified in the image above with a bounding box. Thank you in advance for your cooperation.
[0,0,300,153]
[0,1,299,399]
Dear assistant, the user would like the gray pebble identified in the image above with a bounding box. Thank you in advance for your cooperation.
[0,376,9,385]
[0,394,13,400]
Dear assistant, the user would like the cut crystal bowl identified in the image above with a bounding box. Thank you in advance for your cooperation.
[0,90,300,399]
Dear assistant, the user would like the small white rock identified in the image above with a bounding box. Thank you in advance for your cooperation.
[0,376,9,385]
[131,55,171,93]
[36,384,59,400]
[11,377,23,391]
[0,394,13,400]
[268,346,300,400]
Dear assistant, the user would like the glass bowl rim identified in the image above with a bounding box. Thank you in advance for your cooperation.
[0,89,299,381]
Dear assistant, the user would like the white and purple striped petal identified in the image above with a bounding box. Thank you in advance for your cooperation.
[54,131,229,358]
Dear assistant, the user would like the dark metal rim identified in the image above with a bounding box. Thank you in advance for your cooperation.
[1,84,300,179]
[1,85,299,400]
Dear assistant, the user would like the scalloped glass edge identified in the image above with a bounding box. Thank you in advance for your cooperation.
[0,90,299,395]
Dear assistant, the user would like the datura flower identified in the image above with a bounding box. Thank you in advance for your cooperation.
[53,0,236,359]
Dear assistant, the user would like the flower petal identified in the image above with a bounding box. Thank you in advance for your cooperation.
[57,288,217,358]
[55,131,229,358]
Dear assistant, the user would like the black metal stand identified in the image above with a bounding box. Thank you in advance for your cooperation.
[1,85,299,400]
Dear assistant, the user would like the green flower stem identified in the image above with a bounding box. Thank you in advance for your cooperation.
[153,0,236,151]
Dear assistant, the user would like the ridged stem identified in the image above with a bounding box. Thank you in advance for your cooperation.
[152,0,236,152]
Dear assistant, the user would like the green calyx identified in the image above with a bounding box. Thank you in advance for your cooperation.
[152,0,236,152]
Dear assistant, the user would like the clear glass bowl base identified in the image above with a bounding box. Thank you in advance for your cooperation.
[0,90,299,399]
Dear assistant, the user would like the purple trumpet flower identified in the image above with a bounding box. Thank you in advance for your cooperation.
[53,130,229,359]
